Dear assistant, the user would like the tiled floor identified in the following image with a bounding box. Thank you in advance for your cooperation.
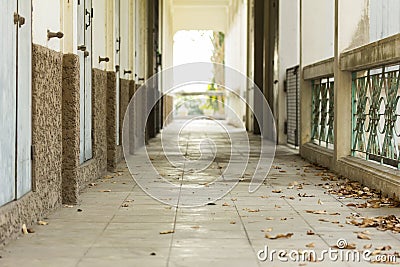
[1,119,400,266]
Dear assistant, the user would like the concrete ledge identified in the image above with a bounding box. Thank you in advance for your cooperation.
[340,33,400,71]
[303,57,334,80]
[300,142,334,170]
[337,156,400,199]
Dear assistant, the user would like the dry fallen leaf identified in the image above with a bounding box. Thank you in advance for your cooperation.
[160,230,174,235]
[364,244,372,249]
[262,228,273,233]
[376,245,392,251]
[306,230,315,235]
[318,218,330,222]
[191,225,200,229]
[265,233,294,239]
[37,220,48,226]
[22,224,28,235]
[306,210,327,215]
[244,208,260,213]
[318,199,323,205]
[222,202,230,207]
[121,203,129,207]
[357,233,371,240]
[64,205,74,208]
[306,242,315,248]
[230,221,236,224]
[100,189,111,192]
[265,217,274,220]
[272,190,282,193]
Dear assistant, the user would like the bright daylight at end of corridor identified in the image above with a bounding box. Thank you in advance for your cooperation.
[1,0,400,267]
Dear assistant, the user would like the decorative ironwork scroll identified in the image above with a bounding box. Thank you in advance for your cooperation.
[311,77,335,149]
[352,65,400,169]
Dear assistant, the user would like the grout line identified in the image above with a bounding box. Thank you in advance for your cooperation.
[166,133,188,267]
[75,164,138,267]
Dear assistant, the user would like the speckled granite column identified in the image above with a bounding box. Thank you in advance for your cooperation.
[106,71,118,171]
[62,53,80,204]
[0,44,63,247]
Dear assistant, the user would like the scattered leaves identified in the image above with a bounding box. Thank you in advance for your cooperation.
[37,220,48,226]
[357,233,371,240]
[306,242,315,248]
[22,224,28,234]
[306,230,315,235]
[265,232,293,239]
[222,202,230,207]
[159,230,174,234]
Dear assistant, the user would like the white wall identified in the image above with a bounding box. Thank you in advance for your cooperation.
[277,0,300,144]
[32,0,61,51]
[173,6,227,34]
[120,0,131,78]
[91,0,107,70]
[301,0,334,66]
[225,0,247,128]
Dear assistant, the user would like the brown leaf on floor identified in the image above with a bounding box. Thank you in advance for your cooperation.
[222,202,230,206]
[159,230,174,234]
[376,245,392,251]
[260,195,269,199]
[103,175,113,179]
[191,225,200,229]
[231,198,237,201]
[37,220,48,226]
[306,242,315,248]
[229,221,236,224]
[22,224,28,234]
[261,228,272,232]
[88,183,97,186]
[272,190,282,193]
[298,193,315,198]
[329,212,341,215]
[318,199,323,205]
[306,210,327,214]
[280,217,287,221]
[364,244,372,249]
[121,203,129,207]
[357,233,371,240]
[244,208,260,212]
[27,228,35,233]
[64,205,74,208]
[318,218,330,222]
[331,221,340,224]
[306,230,315,235]
[100,189,111,192]
[265,217,274,220]
[288,196,295,200]
[265,232,293,239]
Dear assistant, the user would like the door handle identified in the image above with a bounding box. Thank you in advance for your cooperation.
[77,45,89,57]
[13,12,25,27]
[78,45,87,51]
[85,9,91,29]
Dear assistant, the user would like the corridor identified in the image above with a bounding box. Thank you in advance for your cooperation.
[1,0,400,266]
[1,120,400,266]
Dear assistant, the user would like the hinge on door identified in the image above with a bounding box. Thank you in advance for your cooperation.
[31,145,35,161]
[91,8,94,18]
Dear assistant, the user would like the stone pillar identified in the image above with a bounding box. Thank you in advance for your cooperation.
[62,53,80,204]
[333,0,352,166]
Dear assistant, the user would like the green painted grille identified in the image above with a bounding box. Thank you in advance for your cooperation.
[352,65,400,169]
[311,77,334,149]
